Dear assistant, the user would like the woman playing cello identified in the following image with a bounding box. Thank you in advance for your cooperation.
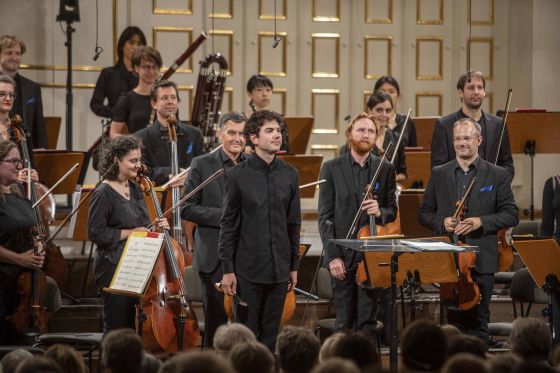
[88,135,169,332]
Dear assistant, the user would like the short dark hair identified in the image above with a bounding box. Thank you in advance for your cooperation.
[401,320,447,372]
[374,75,401,96]
[441,353,488,373]
[0,139,24,199]
[244,110,284,149]
[151,80,179,101]
[230,341,275,373]
[12,356,62,373]
[447,334,487,359]
[247,74,273,92]
[45,344,87,373]
[457,70,486,90]
[277,326,321,373]
[100,329,144,373]
[219,111,247,130]
[333,331,379,370]
[366,90,393,111]
[510,317,552,361]
[99,135,142,181]
[132,46,162,69]
[116,26,147,63]
[159,351,233,373]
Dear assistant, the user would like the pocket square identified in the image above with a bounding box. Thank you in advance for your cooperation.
[480,185,494,192]
[25,97,36,104]
[185,143,193,154]
[374,181,381,191]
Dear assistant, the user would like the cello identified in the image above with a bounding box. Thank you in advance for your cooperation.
[439,177,480,311]
[136,173,200,353]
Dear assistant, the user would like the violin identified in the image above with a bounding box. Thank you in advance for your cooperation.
[136,174,200,353]
[439,177,480,311]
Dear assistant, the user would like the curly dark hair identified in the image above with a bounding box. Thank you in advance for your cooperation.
[244,110,284,150]
[99,135,142,181]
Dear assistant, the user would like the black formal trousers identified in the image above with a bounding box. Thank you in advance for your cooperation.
[198,266,228,348]
[237,275,288,352]
[98,268,137,333]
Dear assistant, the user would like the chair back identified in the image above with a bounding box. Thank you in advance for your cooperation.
[183,266,204,302]
[510,268,548,304]
[316,267,333,300]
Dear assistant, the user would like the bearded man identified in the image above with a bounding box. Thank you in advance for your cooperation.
[318,113,397,335]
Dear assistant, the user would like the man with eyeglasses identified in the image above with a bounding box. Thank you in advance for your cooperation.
[0,35,47,150]
[418,117,518,348]
[430,70,514,178]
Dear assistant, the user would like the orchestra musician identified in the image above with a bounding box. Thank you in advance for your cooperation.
[87,135,169,332]
[374,75,417,148]
[0,35,47,151]
[541,174,560,243]
[318,113,397,337]
[0,139,60,344]
[134,80,204,186]
[181,111,247,348]
[418,118,518,346]
[219,110,300,351]
[430,70,514,177]
[90,26,147,120]
[110,47,163,139]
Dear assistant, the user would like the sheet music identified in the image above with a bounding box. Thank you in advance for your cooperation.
[67,191,81,239]
[108,232,164,295]
[401,240,465,252]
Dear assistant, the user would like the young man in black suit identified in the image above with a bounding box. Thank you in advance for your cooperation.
[430,70,514,177]
[318,113,397,336]
[181,111,247,347]
[219,110,301,351]
[419,117,518,345]
[0,35,47,150]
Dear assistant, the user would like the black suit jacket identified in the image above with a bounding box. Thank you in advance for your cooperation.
[318,152,397,266]
[418,158,519,273]
[181,149,233,273]
[430,109,514,177]
[15,74,47,149]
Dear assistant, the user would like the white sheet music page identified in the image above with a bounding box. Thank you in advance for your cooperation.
[401,240,465,252]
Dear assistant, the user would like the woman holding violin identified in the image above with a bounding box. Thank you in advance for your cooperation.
[88,135,169,332]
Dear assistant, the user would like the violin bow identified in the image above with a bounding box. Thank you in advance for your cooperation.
[390,108,412,165]
[494,89,513,165]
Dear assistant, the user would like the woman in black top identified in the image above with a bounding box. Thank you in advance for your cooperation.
[374,75,418,148]
[90,26,147,119]
[88,135,168,332]
[367,90,407,183]
[110,47,163,138]
[541,174,560,243]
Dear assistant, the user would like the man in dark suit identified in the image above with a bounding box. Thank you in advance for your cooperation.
[0,35,47,150]
[181,111,247,347]
[219,110,301,351]
[318,113,397,336]
[419,117,518,345]
[430,70,514,177]
[135,80,203,186]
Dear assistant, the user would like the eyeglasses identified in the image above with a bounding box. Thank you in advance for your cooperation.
[140,64,159,72]
[453,136,477,142]
[0,91,16,100]
[0,158,24,167]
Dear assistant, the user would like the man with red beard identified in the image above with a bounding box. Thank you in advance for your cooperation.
[318,113,397,337]
[430,70,514,177]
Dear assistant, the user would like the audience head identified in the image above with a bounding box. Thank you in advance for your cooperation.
[229,341,275,373]
[332,331,379,371]
[141,352,161,373]
[100,328,144,373]
[512,360,557,373]
[14,356,61,373]
[310,358,360,373]
[447,334,487,359]
[319,332,345,362]
[277,326,321,373]
[1,349,33,373]
[159,351,233,373]
[440,324,461,340]
[441,353,488,373]
[510,317,552,362]
[487,353,520,373]
[44,345,86,373]
[401,319,447,372]
[213,323,256,358]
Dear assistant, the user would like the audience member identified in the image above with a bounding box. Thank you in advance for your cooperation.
[552,345,560,367]
[141,352,161,373]
[510,317,552,362]
[400,319,447,372]
[440,324,461,339]
[1,349,33,373]
[277,326,321,373]
[310,358,360,373]
[487,353,520,373]
[44,345,86,373]
[213,323,257,358]
[332,331,379,372]
[447,334,487,359]
[100,328,144,373]
[229,341,275,373]
[441,353,488,373]
[13,356,61,373]
[159,351,234,373]
[512,360,557,373]
[318,332,345,363]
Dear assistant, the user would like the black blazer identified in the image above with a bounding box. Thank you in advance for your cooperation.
[318,152,397,266]
[418,158,519,274]
[430,109,514,177]
[181,150,231,273]
[16,74,47,149]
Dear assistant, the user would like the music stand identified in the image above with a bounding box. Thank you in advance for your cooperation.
[278,155,322,198]
[403,150,431,189]
[332,238,476,373]
[412,116,440,149]
[284,117,314,154]
[512,238,560,343]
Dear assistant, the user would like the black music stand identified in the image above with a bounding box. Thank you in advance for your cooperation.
[331,238,476,373]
